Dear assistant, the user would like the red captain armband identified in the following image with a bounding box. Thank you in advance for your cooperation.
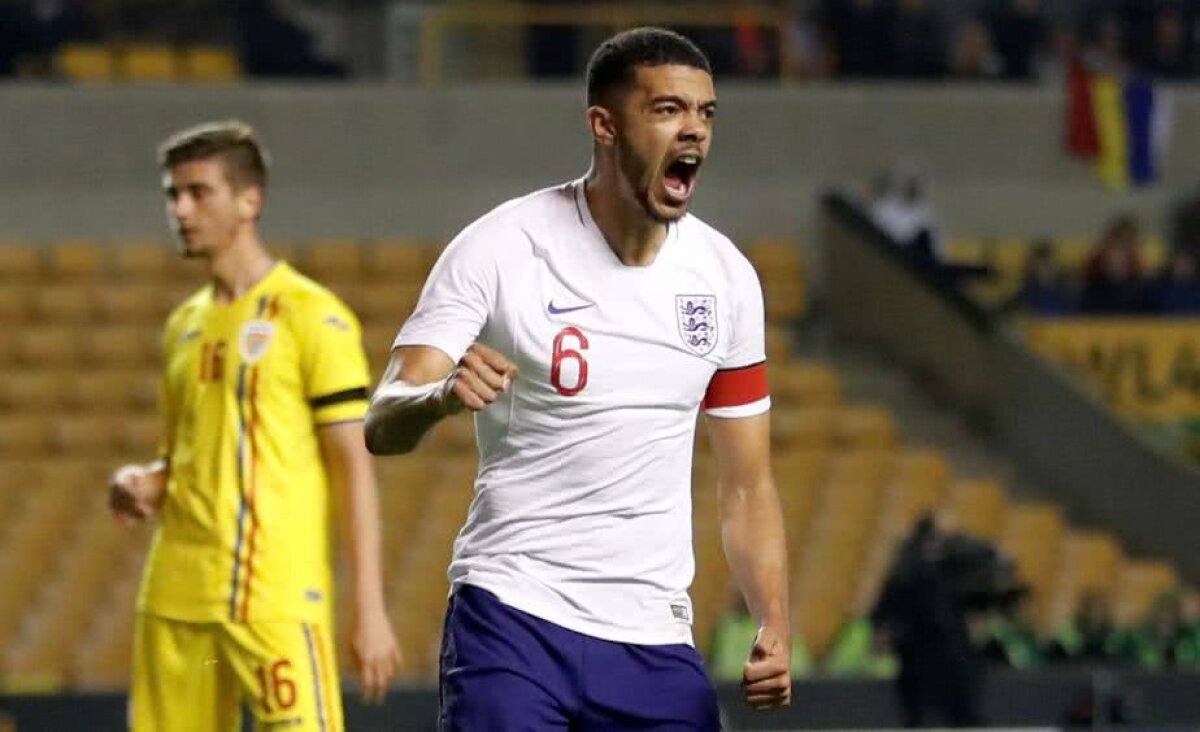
[702,361,769,411]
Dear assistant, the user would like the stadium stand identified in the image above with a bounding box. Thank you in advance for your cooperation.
[0,238,1185,693]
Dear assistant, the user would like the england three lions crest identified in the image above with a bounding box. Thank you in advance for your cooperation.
[676,295,717,356]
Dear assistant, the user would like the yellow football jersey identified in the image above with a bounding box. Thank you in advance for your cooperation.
[139,262,370,623]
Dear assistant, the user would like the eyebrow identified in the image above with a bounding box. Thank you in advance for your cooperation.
[648,94,718,110]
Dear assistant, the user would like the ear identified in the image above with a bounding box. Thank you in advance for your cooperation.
[237,186,263,221]
[586,105,617,147]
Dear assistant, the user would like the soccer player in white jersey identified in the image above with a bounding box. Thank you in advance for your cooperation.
[366,27,791,730]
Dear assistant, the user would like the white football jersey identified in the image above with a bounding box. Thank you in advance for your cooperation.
[395,179,770,645]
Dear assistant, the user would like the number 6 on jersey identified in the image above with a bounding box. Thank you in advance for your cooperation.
[551,326,589,396]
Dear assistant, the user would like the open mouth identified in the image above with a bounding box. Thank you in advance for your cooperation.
[662,153,702,204]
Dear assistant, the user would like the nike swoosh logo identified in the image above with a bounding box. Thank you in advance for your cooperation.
[547,300,594,315]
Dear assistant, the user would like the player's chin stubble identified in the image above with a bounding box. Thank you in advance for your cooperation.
[616,136,681,225]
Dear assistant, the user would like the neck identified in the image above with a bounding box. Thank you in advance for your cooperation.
[208,229,275,303]
[584,162,670,267]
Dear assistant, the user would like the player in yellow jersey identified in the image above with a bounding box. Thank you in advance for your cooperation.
[108,120,400,731]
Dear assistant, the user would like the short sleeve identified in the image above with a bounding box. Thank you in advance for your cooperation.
[393,225,498,364]
[702,259,770,418]
[297,293,372,425]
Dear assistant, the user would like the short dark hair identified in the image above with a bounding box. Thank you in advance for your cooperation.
[158,120,270,191]
[586,27,711,106]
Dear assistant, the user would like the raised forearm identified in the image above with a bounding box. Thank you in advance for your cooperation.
[720,478,790,628]
[364,373,455,455]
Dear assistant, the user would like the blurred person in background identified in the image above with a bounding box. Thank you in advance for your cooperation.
[1045,590,1123,664]
[823,0,895,77]
[1154,249,1200,315]
[1148,8,1193,79]
[709,583,812,682]
[1007,239,1076,316]
[871,514,1012,727]
[239,0,345,78]
[109,121,399,731]
[1079,215,1150,313]
[950,19,1003,80]
[987,0,1045,81]
[868,163,943,273]
[891,0,947,78]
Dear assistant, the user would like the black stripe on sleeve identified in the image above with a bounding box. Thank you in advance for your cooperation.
[310,386,370,410]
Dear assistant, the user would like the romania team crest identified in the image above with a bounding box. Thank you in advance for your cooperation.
[239,320,275,364]
[676,295,717,356]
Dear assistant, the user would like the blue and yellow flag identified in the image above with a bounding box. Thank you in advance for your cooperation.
[1089,74,1172,190]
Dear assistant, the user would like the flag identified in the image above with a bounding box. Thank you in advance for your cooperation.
[1065,69,1172,190]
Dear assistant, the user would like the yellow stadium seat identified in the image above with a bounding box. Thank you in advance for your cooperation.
[111,242,173,278]
[0,245,39,280]
[183,46,242,82]
[94,285,170,324]
[82,326,160,368]
[299,240,363,283]
[0,371,63,412]
[365,241,437,283]
[769,362,840,408]
[835,405,898,449]
[48,241,103,280]
[56,44,117,82]
[762,279,806,324]
[945,480,1006,540]
[764,325,793,365]
[772,406,835,450]
[29,284,96,323]
[61,371,136,413]
[745,240,804,286]
[941,235,985,266]
[49,416,120,457]
[0,416,51,456]
[0,286,30,324]
[122,45,180,82]
[14,327,78,367]
[353,283,422,327]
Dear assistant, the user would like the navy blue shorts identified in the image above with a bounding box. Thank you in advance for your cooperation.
[438,585,721,731]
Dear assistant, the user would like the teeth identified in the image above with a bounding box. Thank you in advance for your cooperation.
[678,155,699,165]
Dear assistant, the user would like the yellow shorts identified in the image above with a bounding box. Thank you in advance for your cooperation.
[130,612,343,732]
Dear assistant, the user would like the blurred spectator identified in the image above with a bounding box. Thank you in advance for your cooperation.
[1009,240,1076,315]
[892,0,947,79]
[979,596,1042,669]
[707,583,812,681]
[950,19,1003,80]
[871,514,992,728]
[239,0,345,78]
[1080,215,1150,314]
[868,164,943,272]
[1168,184,1200,260]
[1045,591,1123,664]
[0,0,98,76]
[1148,10,1192,79]
[823,0,895,77]
[1155,250,1200,315]
[987,0,1044,80]
[525,0,578,78]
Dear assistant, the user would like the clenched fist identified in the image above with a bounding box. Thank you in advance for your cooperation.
[446,343,519,413]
